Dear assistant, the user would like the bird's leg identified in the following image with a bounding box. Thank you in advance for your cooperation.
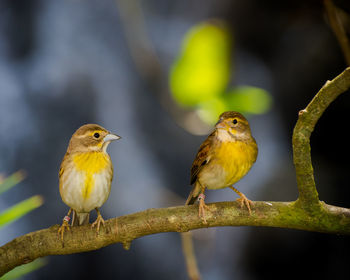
[198,184,210,223]
[229,186,253,215]
[91,208,105,233]
[58,208,72,241]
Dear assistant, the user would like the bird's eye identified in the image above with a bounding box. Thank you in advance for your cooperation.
[93,132,100,139]
[233,119,238,125]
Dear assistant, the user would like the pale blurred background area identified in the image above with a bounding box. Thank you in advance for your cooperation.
[0,0,350,279]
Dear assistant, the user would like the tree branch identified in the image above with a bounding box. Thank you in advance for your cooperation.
[1,200,350,276]
[2,68,350,277]
[292,67,350,209]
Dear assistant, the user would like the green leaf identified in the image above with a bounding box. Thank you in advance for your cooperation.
[196,86,272,125]
[1,259,46,280]
[224,86,273,114]
[170,21,232,106]
[0,195,43,228]
[197,97,228,124]
[0,171,26,195]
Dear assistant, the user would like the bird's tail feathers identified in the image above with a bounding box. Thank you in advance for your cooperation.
[185,182,201,205]
[72,211,89,226]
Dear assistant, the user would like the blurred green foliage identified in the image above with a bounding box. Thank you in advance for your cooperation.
[0,196,43,228]
[170,21,272,125]
[0,171,26,195]
[224,86,272,114]
[170,22,231,106]
[0,171,44,279]
[197,86,272,124]
[1,259,46,280]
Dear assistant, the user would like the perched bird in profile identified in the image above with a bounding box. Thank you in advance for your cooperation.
[186,111,258,221]
[58,124,120,239]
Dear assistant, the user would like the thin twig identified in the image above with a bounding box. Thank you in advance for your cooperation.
[181,232,201,280]
[115,0,210,134]
[324,0,350,65]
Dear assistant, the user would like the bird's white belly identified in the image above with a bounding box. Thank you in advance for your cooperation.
[60,168,112,213]
[199,163,228,190]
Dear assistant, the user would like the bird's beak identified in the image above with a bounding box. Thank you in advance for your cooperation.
[103,133,121,142]
[215,119,226,129]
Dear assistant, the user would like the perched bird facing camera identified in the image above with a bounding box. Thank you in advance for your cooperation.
[186,111,258,222]
[58,124,120,239]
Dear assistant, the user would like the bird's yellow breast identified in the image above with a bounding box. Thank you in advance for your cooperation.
[214,140,257,186]
[72,152,110,173]
[72,152,111,199]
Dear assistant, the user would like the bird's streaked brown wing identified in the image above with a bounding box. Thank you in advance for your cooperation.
[58,153,69,179]
[190,130,216,185]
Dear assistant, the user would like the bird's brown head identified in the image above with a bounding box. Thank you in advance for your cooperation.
[67,124,120,153]
[215,111,252,140]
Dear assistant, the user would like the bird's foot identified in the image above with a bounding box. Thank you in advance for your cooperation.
[230,186,253,215]
[236,193,253,215]
[58,215,71,241]
[198,194,210,223]
[91,213,105,233]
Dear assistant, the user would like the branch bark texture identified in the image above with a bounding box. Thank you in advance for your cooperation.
[293,67,350,208]
[1,67,350,276]
[1,201,350,276]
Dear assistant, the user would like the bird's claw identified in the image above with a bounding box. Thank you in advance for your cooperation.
[236,194,253,215]
[58,219,70,241]
[91,214,105,233]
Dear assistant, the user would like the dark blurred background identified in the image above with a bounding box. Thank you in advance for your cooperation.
[0,0,349,279]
